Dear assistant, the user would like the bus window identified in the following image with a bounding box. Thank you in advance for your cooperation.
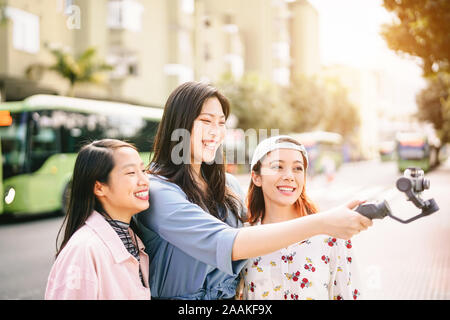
[0,112,28,179]
[28,111,61,173]
[56,111,159,153]
[397,144,426,160]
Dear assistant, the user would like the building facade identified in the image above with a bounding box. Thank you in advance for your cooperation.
[0,0,319,106]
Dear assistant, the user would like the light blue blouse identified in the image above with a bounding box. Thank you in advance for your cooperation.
[135,173,247,299]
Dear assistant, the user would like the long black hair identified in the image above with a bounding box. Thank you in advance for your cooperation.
[150,81,243,222]
[55,139,137,258]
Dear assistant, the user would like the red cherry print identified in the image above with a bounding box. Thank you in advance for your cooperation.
[293,276,298,282]
[321,255,325,260]
[311,267,316,272]
[295,271,300,276]
[302,278,308,283]
[304,264,309,270]
[300,283,305,288]
[328,242,333,247]
[332,238,336,242]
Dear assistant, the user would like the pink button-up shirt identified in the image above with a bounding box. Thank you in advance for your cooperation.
[45,211,151,300]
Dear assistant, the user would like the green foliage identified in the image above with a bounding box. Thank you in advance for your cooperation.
[381,0,450,144]
[0,0,7,25]
[216,72,360,139]
[416,72,450,144]
[216,72,293,133]
[287,74,327,133]
[26,46,112,96]
[48,47,113,96]
[319,77,360,138]
[381,0,450,77]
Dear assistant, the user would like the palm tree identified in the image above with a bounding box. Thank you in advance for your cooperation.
[26,46,113,96]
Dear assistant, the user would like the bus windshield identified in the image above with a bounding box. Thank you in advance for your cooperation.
[397,143,426,160]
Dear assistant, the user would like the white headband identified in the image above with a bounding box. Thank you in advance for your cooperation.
[250,135,308,170]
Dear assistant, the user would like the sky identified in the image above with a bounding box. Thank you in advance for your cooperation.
[308,0,426,115]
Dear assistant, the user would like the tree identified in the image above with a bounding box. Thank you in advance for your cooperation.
[416,72,450,144]
[381,0,450,76]
[216,72,293,133]
[288,74,360,139]
[381,0,450,144]
[320,78,360,139]
[26,46,112,97]
[287,74,327,133]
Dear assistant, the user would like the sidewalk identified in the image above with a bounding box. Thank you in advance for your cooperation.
[353,159,450,299]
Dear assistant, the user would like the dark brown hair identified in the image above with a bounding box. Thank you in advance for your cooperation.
[246,137,318,225]
[149,81,243,222]
[55,139,137,258]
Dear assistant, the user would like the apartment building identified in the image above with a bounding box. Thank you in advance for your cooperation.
[0,0,319,104]
[0,0,182,106]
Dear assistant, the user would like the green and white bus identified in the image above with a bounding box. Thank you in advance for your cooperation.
[0,95,163,216]
[395,132,439,173]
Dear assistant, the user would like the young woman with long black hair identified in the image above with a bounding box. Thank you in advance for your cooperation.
[136,81,372,300]
[45,139,151,299]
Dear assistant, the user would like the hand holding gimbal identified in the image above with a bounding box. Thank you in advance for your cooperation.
[355,168,439,224]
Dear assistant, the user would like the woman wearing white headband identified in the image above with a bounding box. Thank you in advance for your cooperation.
[239,135,363,300]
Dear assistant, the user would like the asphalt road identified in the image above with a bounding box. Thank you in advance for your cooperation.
[1,159,449,299]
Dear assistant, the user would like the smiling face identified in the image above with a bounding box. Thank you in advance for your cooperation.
[252,148,305,208]
[94,147,149,220]
[190,96,226,164]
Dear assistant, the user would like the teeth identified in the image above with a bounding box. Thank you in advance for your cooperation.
[134,191,147,197]
[278,187,294,192]
[203,142,216,149]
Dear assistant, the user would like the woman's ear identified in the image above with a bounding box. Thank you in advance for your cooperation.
[251,171,262,187]
[93,181,106,198]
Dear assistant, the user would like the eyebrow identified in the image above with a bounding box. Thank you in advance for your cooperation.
[121,162,145,170]
[269,160,303,165]
[199,113,226,119]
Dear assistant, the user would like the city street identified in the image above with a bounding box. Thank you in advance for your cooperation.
[0,159,449,299]
[235,159,450,300]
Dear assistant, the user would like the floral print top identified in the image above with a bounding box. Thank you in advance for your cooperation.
[240,231,362,300]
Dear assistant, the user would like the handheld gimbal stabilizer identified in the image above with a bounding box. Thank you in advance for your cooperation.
[355,167,439,223]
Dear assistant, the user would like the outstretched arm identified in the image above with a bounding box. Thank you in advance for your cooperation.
[232,200,372,261]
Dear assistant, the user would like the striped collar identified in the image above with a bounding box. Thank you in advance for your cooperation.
[85,211,145,264]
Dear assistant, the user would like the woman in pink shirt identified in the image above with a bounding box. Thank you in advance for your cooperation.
[45,139,151,300]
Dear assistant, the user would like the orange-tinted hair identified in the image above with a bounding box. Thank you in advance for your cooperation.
[246,137,318,225]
